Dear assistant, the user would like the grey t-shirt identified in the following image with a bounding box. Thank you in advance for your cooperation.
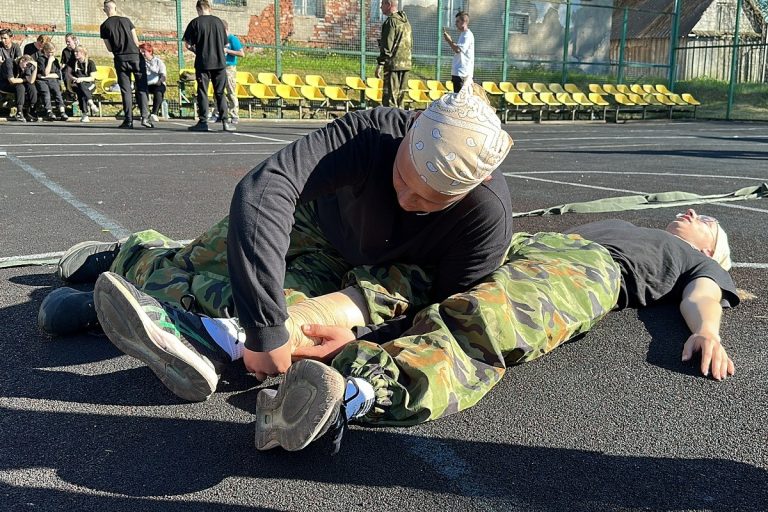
[566,220,739,309]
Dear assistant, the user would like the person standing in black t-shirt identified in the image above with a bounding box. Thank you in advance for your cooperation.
[183,0,234,132]
[100,0,152,129]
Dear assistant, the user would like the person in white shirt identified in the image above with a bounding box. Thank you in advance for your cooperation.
[442,10,474,92]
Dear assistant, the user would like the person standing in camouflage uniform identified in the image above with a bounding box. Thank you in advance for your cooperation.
[376,0,412,108]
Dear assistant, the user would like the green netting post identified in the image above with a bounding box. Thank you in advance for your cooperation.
[360,0,367,79]
[561,0,572,83]
[502,0,511,82]
[176,0,184,69]
[436,0,444,81]
[64,0,72,33]
[275,0,282,76]
[667,0,681,91]
[726,0,743,120]
[617,8,628,83]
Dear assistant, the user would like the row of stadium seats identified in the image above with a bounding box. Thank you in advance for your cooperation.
[173,68,702,122]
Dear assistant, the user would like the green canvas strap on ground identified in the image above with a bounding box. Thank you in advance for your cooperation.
[1,184,766,269]
[513,182,768,217]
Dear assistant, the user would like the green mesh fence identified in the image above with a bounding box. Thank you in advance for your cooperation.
[0,0,765,120]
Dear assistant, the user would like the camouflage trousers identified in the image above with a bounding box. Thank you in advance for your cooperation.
[109,208,620,427]
[110,201,433,326]
[332,231,621,426]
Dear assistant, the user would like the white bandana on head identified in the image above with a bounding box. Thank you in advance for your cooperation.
[407,81,513,196]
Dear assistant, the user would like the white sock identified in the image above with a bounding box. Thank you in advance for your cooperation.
[343,377,375,420]
[201,317,246,361]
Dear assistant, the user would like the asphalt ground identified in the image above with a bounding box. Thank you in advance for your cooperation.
[1,117,766,511]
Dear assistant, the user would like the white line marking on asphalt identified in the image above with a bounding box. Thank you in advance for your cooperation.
[0,241,194,264]
[513,171,768,181]
[17,152,275,158]
[403,436,508,510]
[6,141,284,147]
[233,132,291,143]
[0,150,131,239]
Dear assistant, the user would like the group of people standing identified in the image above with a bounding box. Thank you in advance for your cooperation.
[376,0,474,108]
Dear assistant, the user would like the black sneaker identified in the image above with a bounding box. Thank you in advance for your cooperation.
[140,118,154,129]
[58,110,69,121]
[25,112,39,122]
[94,272,232,402]
[187,121,210,132]
[14,112,26,122]
[38,287,99,336]
[118,120,133,129]
[57,240,120,284]
[45,111,57,122]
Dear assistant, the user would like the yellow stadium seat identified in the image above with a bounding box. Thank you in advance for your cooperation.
[502,91,540,122]
[324,86,353,112]
[655,84,673,95]
[444,80,454,92]
[564,83,583,95]
[345,76,366,91]
[498,82,515,93]
[366,77,383,90]
[532,82,550,94]
[257,72,281,86]
[407,79,428,91]
[630,84,646,95]
[236,71,257,86]
[680,93,701,106]
[516,82,534,94]
[405,88,430,109]
[281,73,305,87]
[602,84,620,96]
[305,74,329,88]
[299,85,327,118]
[548,83,567,94]
[616,84,632,95]
[365,87,383,105]
[275,84,305,118]
[588,92,610,120]
[588,83,609,95]
[482,81,504,96]
[426,80,447,93]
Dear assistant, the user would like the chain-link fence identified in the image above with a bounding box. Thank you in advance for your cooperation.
[1,0,766,120]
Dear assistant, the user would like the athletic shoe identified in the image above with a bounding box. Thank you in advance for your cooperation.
[80,115,90,123]
[207,113,220,123]
[58,110,69,121]
[94,272,232,402]
[222,119,236,132]
[254,360,375,453]
[25,112,39,122]
[231,116,239,125]
[14,112,26,122]
[140,118,155,129]
[45,111,57,122]
[187,121,210,132]
[149,113,159,123]
[57,240,120,283]
[38,287,99,336]
[89,102,100,116]
[118,120,133,129]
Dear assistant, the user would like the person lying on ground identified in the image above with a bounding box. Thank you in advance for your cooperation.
[41,206,737,454]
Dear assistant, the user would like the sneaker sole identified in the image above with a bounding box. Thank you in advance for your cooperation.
[94,273,217,402]
[255,359,344,451]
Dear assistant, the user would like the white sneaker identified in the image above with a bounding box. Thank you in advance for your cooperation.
[80,115,90,123]
[89,102,100,116]
[149,113,159,123]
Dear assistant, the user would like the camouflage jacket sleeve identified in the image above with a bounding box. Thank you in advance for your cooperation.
[377,17,396,67]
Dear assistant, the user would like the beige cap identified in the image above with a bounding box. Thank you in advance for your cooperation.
[407,82,513,196]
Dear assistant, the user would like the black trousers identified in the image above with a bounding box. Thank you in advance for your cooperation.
[114,54,149,121]
[0,82,26,111]
[451,75,466,93]
[195,67,227,121]
[37,78,65,111]
[148,83,166,115]
[23,82,37,113]
[73,82,94,112]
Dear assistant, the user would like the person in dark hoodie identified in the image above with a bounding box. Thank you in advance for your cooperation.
[375,0,412,108]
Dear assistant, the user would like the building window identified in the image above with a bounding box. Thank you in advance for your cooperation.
[294,0,325,17]
[213,0,247,6]
[509,12,529,34]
